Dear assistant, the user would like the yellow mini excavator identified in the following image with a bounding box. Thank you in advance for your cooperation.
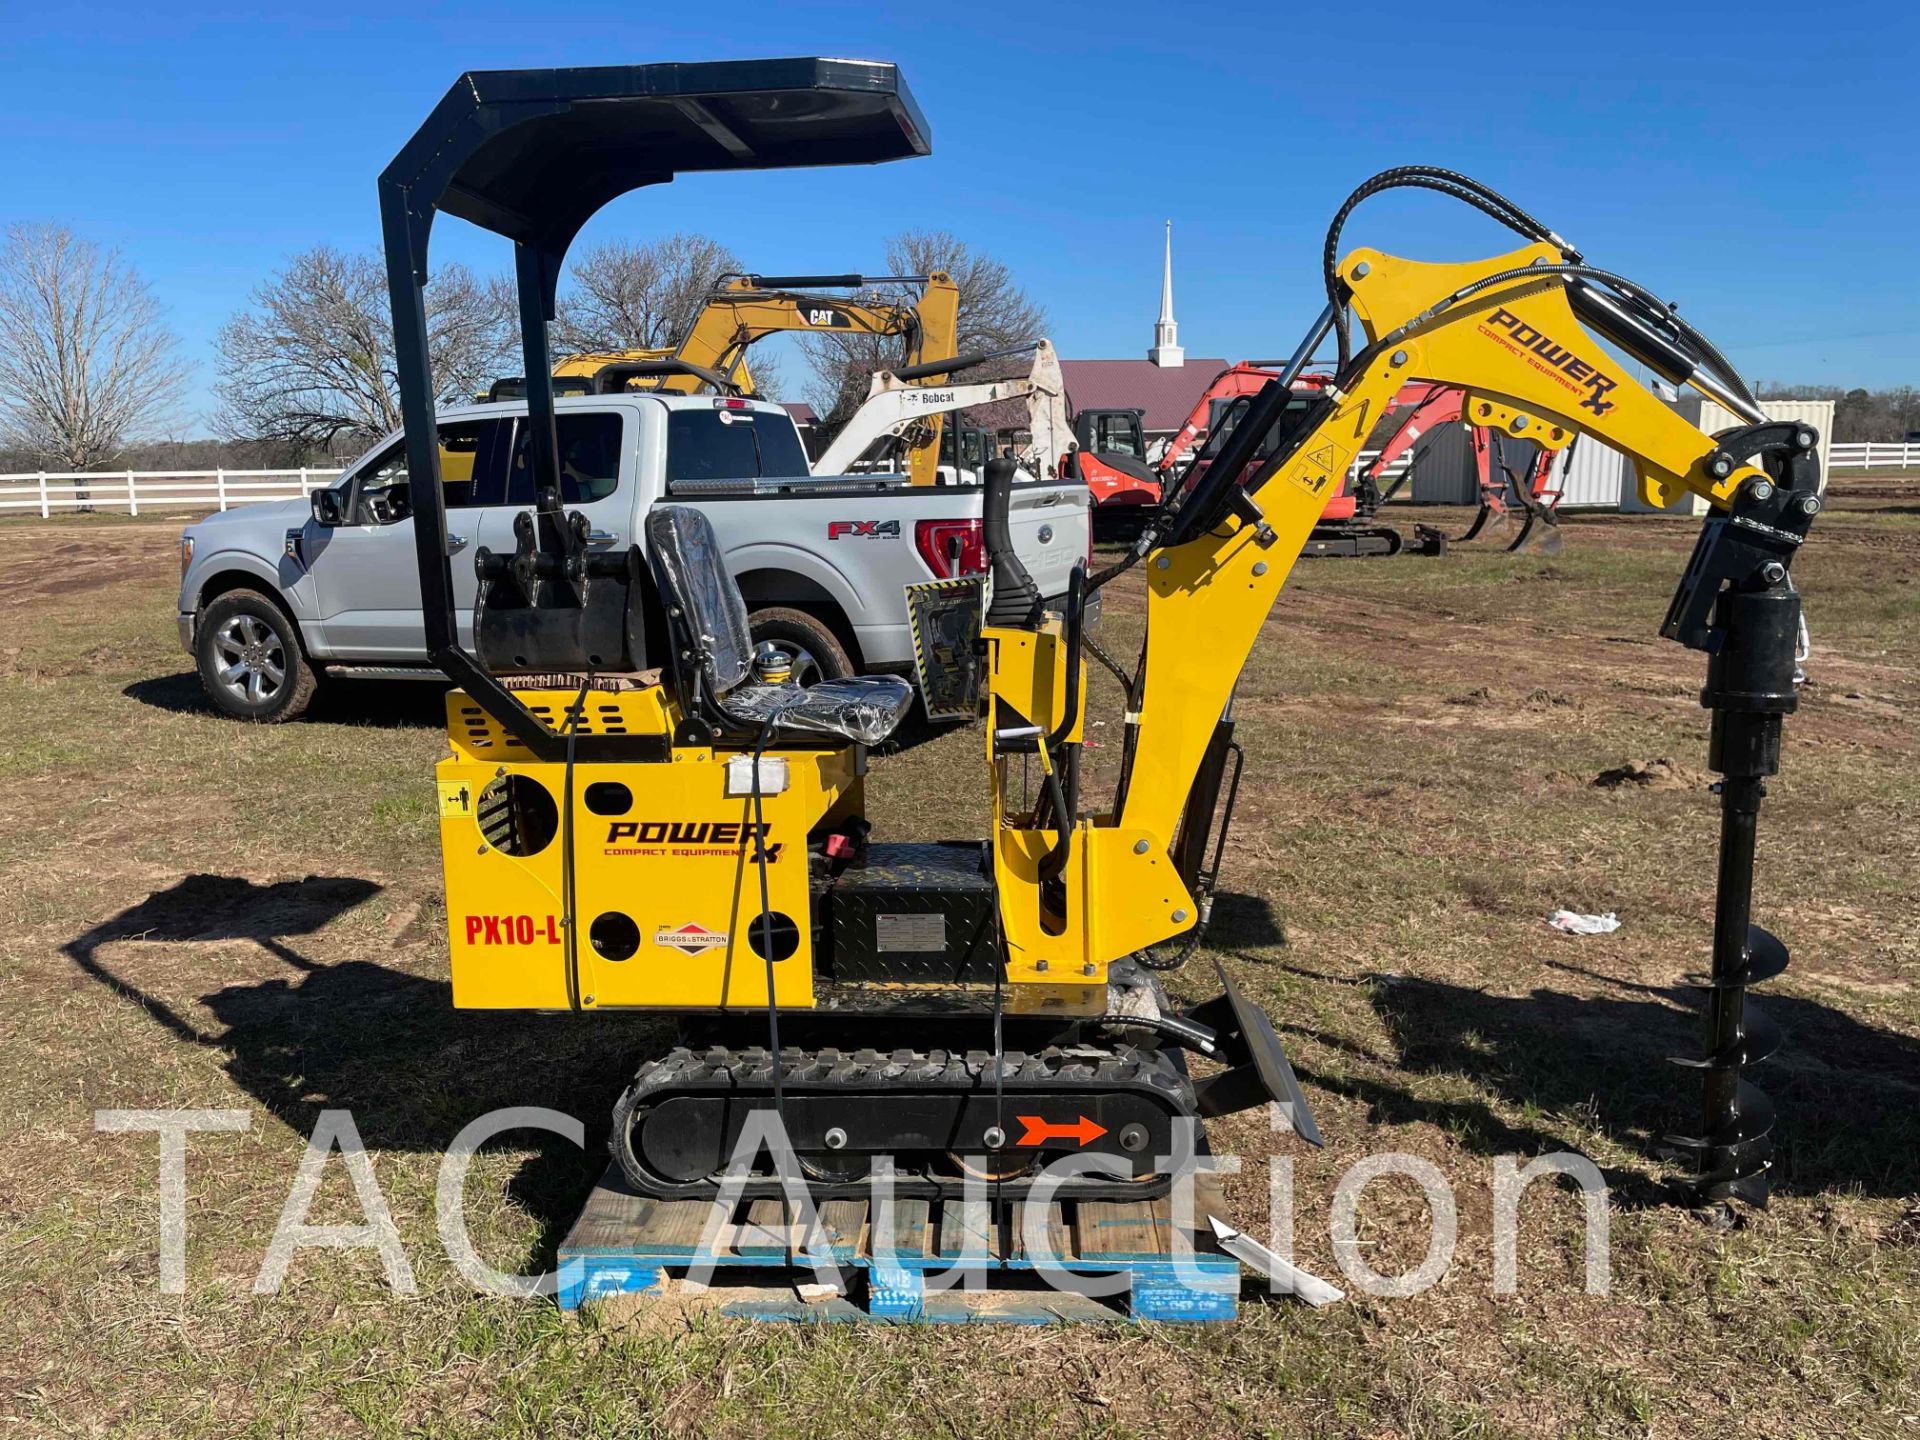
[382,63,1815,1210]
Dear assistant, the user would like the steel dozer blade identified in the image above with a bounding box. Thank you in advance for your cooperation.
[1301,523,1403,558]
[1184,962,1324,1145]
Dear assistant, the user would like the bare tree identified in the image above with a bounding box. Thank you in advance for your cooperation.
[1756,381,1920,442]
[554,233,784,396]
[0,223,188,470]
[215,247,517,452]
[802,230,1047,425]
[555,234,741,352]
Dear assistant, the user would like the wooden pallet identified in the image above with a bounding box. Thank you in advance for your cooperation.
[557,1167,1243,1323]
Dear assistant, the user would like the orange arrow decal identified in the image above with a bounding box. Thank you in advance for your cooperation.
[1014,1114,1108,1147]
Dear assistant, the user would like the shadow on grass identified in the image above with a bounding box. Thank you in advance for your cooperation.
[1335,963,1920,1206]
[125,672,452,728]
[1207,892,1288,952]
[65,874,638,1262]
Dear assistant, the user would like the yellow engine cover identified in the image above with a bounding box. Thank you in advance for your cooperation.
[436,690,861,1011]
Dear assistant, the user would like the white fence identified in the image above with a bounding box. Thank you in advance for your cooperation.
[1830,441,1920,470]
[0,440,1885,523]
[0,468,338,518]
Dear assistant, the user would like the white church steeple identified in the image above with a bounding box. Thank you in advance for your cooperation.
[1148,220,1184,367]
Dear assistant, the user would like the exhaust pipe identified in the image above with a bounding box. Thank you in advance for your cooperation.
[982,456,1042,627]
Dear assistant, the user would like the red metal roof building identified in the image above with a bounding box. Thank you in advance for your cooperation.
[1057,357,1232,435]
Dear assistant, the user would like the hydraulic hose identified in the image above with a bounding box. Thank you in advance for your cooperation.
[1319,168,1758,418]
[1323,167,1576,371]
[1373,260,1761,419]
[892,341,1040,383]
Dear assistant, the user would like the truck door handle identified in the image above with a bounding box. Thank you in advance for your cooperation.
[585,528,618,547]
[446,534,469,553]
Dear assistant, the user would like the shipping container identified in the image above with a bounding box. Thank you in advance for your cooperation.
[1554,437,1630,510]
[1621,398,1835,514]
[1397,422,1478,505]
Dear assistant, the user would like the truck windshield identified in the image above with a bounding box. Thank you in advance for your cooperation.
[666,408,810,483]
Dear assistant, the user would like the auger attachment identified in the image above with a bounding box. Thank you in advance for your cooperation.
[1668,584,1802,1207]
[1660,422,1821,1211]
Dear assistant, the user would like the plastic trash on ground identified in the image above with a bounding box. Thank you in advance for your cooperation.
[1548,910,1621,935]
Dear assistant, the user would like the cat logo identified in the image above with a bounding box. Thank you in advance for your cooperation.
[802,306,853,328]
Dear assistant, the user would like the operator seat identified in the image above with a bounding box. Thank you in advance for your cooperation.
[643,506,914,746]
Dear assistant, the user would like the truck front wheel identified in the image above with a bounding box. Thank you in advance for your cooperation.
[196,588,320,722]
[748,606,851,686]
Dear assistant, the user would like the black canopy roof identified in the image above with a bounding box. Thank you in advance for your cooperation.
[380,58,932,756]
[380,57,929,275]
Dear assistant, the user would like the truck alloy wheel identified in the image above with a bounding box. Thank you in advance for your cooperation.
[195,589,319,722]
[212,613,286,708]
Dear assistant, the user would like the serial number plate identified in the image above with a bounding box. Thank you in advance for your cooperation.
[875,913,945,952]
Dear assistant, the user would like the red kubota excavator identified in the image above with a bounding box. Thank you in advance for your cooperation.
[1072,362,1569,557]
[1348,381,1570,555]
[1147,364,1423,556]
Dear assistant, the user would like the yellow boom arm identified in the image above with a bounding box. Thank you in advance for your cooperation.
[986,241,1795,983]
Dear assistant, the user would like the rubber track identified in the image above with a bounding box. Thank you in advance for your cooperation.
[610,1039,1198,1201]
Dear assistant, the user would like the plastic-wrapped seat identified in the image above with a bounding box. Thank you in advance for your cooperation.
[644,506,913,746]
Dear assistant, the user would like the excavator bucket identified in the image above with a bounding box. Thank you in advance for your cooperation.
[1505,502,1563,556]
[1450,501,1504,546]
[1450,432,1566,555]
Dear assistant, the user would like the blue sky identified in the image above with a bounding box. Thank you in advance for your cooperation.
[4,1,1914,428]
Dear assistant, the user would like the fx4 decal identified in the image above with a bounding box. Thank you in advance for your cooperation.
[828,519,902,540]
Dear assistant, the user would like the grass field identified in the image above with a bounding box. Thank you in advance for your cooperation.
[2,480,1917,1437]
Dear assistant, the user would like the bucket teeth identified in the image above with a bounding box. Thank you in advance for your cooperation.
[1669,1001,1781,1070]
[1507,512,1562,555]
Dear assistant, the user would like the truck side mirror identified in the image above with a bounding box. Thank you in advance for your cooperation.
[310,489,344,527]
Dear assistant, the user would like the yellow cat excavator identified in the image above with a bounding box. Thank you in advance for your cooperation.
[383,64,1814,1211]
[485,271,961,485]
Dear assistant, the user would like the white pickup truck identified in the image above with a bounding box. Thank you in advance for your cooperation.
[177,392,1089,721]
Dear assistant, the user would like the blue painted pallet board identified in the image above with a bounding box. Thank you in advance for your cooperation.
[557,1167,1242,1323]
